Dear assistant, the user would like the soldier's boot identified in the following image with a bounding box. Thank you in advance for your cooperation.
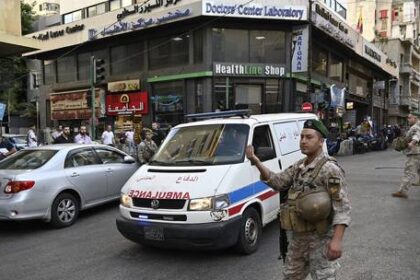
[392,191,408,198]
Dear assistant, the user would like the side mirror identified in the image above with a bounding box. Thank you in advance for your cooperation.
[123,155,136,163]
[254,147,276,163]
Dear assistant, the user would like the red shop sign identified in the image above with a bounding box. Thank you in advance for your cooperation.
[106,91,149,116]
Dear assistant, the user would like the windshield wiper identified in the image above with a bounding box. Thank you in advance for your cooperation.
[173,159,214,166]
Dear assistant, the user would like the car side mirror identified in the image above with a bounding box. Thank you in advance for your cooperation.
[123,155,136,163]
[255,147,276,162]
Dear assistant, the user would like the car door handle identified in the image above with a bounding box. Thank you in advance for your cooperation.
[278,160,282,170]
[71,172,80,177]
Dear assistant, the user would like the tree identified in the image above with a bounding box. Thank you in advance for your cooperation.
[21,1,36,35]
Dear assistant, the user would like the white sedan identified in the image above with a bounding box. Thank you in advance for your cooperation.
[0,144,139,228]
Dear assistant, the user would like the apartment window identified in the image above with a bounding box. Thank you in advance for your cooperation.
[88,3,106,17]
[77,52,91,81]
[111,42,144,75]
[63,10,82,24]
[110,0,122,11]
[312,45,328,76]
[193,30,203,63]
[212,28,248,62]
[43,60,56,85]
[250,30,286,63]
[57,56,76,83]
[122,0,132,7]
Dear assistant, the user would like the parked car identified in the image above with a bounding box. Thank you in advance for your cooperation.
[2,134,28,150]
[0,144,139,228]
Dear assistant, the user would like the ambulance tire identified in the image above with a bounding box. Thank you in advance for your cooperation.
[235,207,261,254]
[50,193,79,228]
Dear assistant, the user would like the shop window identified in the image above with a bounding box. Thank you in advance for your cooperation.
[43,60,56,85]
[312,44,328,76]
[111,42,144,75]
[214,77,233,111]
[57,56,76,83]
[329,54,343,82]
[152,81,184,127]
[235,84,262,114]
[195,80,204,113]
[250,30,286,64]
[212,28,248,62]
[149,34,189,70]
[77,52,90,81]
[265,79,283,113]
[194,30,203,64]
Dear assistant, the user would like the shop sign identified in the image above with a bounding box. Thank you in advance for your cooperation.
[213,63,286,77]
[116,0,182,21]
[202,0,306,20]
[106,91,149,115]
[108,80,141,93]
[50,89,103,120]
[330,84,345,108]
[32,24,84,41]
[88,9,191,40]
[312,2,356,49]
[292,25,309,73]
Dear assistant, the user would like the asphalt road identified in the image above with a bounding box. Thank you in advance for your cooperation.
[1,149,419,280]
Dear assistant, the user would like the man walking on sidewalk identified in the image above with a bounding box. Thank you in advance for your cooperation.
[392,112,420,198]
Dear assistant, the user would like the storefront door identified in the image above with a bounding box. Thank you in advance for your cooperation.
[234,84,262,114]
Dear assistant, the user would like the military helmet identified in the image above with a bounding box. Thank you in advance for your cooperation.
[296,190,332,223]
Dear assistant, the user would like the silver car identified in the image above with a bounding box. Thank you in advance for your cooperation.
[0,144,139,227]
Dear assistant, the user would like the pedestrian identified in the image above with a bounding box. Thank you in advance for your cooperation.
[125,127,136,157]
[54,126,73,143]
[102,125,115,146]
[245,119,351,280]
[74,126,92,144]
[51,125,63,141]
[151,122,166,146]
[392,112,420,198]
[0,135,17,160]
[27,124,38,147]
[138,129,158,164]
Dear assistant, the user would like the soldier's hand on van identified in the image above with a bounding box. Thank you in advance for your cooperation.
[245,145,257,164]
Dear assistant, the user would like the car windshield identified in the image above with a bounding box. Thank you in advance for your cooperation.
[0,149,58,169]
[151,124,249,166]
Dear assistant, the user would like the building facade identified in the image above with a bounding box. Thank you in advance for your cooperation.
[24,0,397,138]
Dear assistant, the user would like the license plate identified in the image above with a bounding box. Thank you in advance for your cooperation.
[144,226,164,241]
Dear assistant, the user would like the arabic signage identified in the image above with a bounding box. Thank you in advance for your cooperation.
[292,25,309,73]
[116,0,182,21]
[88,8,191,40]
[32,24,84,41]
[312,2,356,49]
[213,63,286,77]
[50,90,103,120]
[108,80,141,93]
[202,0,306,20]
[106,91,149,116]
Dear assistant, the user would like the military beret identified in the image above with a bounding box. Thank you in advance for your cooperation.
[303,119,329,138]
[410,111,420,118]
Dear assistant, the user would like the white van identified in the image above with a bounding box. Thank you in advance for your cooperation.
[117,111,321,254]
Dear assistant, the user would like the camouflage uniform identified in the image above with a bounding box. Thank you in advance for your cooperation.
[399,121,420,194]
[266,153,351,280]
[138,139,158,164]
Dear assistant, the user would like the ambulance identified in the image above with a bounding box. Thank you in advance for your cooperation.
[116,110,320,254]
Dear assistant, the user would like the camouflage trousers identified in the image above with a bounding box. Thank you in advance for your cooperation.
[283,232,340,280]
[399,154,420,193]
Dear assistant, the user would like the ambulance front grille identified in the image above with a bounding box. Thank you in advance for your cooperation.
[132,198,186,209]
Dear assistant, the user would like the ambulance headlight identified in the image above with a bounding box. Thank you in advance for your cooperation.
[188,194,230,211]
[120,194,133,208]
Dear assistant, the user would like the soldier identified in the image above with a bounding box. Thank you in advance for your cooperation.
[246,119,351,280]
[138,129,158,164]
[392,112,420,198]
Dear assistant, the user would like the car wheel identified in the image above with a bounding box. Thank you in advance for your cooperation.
[235,207,262,254]
[51,193,79,228]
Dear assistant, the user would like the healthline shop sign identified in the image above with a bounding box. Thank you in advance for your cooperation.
[213,63,286,77]
[202,0,306,20]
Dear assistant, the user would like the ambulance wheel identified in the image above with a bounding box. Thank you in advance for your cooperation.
[50,193,79,228]
[235,207,261,254]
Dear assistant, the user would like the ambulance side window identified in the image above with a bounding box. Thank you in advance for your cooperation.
[252,125,276,162]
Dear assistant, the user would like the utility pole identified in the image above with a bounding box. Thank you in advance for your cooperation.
[89,56,96,139]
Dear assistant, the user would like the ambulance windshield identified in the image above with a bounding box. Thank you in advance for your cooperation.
[151,124,249,166]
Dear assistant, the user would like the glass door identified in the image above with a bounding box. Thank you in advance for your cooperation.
[235,84,262,114]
